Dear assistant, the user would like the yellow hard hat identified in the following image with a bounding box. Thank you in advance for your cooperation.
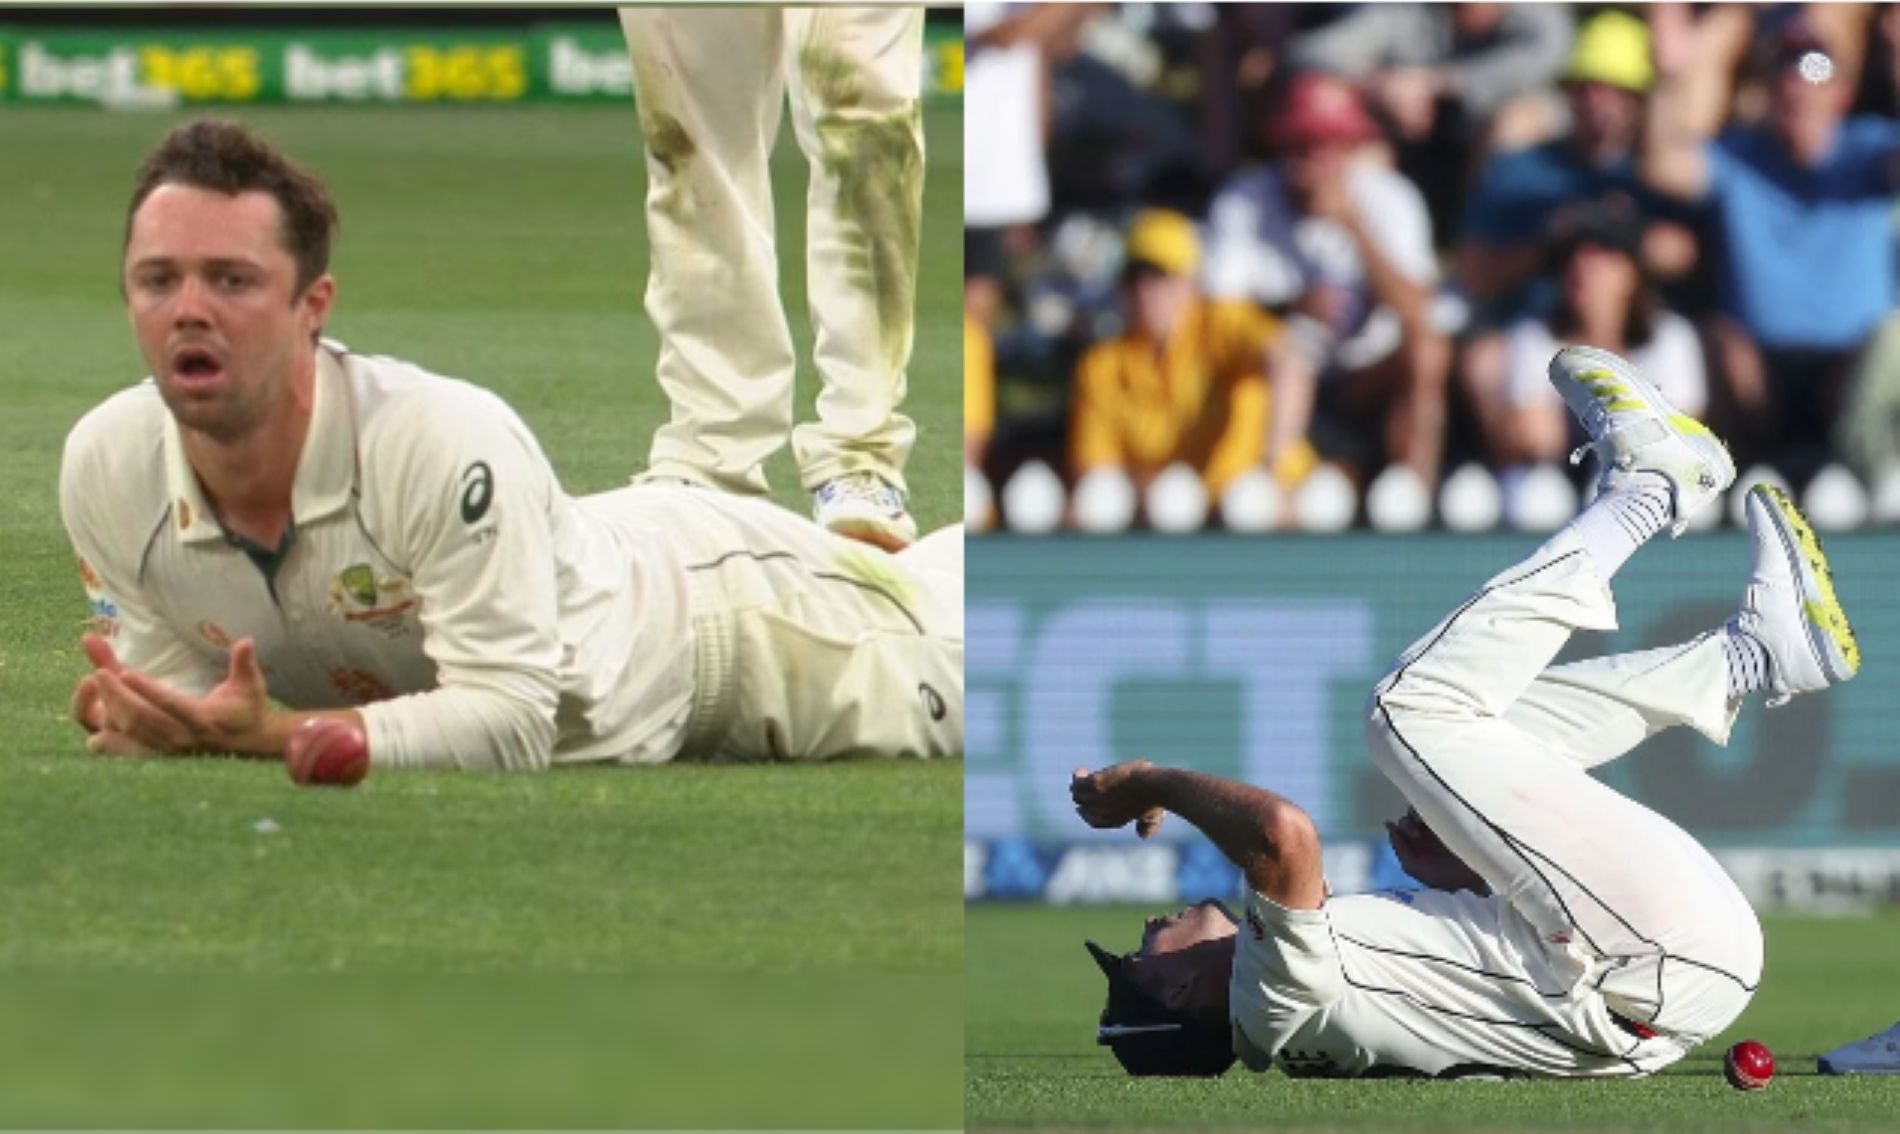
[1123,209,1201,277]
[1564,11,1653,93]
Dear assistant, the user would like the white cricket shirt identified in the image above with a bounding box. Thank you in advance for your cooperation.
[60,342,696,770]
[1229,888,1690,1079]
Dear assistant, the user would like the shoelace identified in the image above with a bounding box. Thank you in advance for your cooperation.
[1567,438,1623,471]
[1738,588,1795,708]
[822,476,904,513]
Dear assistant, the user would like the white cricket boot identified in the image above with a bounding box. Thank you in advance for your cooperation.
[1548,345,1735,535]
[1819,1022,1900,1075]
[814,471,917,551]
[1734,484,1860,707]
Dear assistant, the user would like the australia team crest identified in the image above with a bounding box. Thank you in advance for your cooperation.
[327,562,419,637]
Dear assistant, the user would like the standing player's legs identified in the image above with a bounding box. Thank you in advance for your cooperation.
[783,7,924,547]
[621,8,797,495]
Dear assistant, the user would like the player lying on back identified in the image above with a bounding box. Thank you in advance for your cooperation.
[1074,345,1859,1078]
[61,119,962,776]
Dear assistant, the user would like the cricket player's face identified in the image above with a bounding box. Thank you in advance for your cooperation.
[124,184,333,442]
[1126,899,1239,1021]
[1139,898,1239,959]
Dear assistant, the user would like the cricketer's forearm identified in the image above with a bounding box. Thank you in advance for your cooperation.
[1140,765,1323,904]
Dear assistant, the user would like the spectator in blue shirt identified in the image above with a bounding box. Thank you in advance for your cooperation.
[1458,12,1664,321]
[1646,17,1900,475]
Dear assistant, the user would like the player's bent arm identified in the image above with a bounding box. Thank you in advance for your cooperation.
[1075,761,1325,908]
[359,382,568,771]
[1144,766,1325,908]
[360,686,556,772]
[59,407,223,700]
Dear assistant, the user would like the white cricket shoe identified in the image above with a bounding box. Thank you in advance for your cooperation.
[814,471,917,551]
[1548,345,1735,535]
[1735,484,1860,707]
[1819,1021,1900,1075]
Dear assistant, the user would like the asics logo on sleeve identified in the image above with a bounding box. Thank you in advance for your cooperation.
[461,461,494,524]
[918,682,946,721]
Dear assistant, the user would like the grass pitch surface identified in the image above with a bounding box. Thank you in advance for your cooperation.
[0,104,963,1129]
[968,904,1900,1132]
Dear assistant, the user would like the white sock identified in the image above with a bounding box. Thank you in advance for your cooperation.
[1723,620,1771,699]
[1566,473,1673,581]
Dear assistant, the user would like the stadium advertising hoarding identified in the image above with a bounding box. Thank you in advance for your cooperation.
[967,532,1900,912]
[0,22,963,106]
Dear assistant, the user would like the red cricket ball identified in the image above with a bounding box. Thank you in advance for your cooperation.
[1724,1039,1775,1091]
[285,718,370,787]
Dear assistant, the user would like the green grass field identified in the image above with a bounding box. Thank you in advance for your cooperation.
[969,905,1900,1132]
[0,104,963,1129]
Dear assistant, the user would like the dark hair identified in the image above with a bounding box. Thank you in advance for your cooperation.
[1119,259,1172,290]
[1547,200,1661,349]
[125,119,338,294]
[1086,941,1238,1077]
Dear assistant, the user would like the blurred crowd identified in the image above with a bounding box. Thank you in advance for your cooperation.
[964,2,1900,533]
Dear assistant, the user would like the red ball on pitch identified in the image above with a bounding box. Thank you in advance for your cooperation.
[1724,1040,1775,1091]
[285,718,370,787]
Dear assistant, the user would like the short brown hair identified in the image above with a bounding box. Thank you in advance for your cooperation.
[125,119,338,294]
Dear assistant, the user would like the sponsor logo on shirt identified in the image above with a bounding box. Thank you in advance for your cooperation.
[77,558,122,635]
[460,461,493,524]
[919,682,946,721]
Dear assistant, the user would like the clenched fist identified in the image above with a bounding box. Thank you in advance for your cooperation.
[1071,760,1167,838]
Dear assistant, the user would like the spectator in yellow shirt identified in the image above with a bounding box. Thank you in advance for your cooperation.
[1070,210,1315,515]
[965,311,995,467]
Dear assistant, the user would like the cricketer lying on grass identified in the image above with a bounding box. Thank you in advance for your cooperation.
[61,119,962,772]
[1075,346,1859,1079]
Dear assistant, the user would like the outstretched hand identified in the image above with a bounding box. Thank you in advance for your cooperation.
[79,634,273,756]
[1071,760,1167,838]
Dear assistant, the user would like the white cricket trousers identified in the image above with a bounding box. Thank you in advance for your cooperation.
[620,7,924,496]
[1365,528,1763,1045]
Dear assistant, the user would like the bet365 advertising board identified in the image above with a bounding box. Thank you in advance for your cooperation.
[967,532,1900,911]
[0,22,962,106]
